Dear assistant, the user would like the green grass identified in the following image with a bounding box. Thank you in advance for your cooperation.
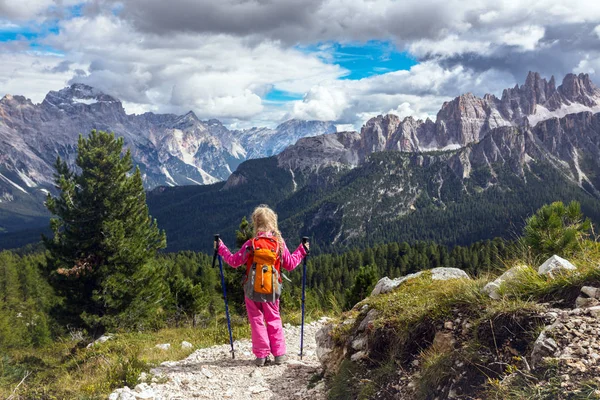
[0,309,327,400]
[0,316,251,400]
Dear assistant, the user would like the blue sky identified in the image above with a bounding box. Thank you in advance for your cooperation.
[266,41,417,103]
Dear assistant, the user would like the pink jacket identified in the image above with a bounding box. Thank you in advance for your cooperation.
[217,231,307,271]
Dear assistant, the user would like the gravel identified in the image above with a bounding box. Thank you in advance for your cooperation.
[110,320,327,400]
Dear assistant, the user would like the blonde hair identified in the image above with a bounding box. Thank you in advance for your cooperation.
[252,204,283,248]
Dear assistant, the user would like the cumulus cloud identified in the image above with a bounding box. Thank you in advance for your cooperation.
[41,14,346,121]
[1,0,600,130]
[0,53,79,101]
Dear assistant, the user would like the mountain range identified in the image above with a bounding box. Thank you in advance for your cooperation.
[0,84,335,236]
[146,72,600,252]
[2,72,600,251]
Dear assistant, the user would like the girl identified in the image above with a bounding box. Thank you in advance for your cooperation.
[216,205,308,366]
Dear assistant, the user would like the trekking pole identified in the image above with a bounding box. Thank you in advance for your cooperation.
[213,234,235,359]
[299,236,310,360]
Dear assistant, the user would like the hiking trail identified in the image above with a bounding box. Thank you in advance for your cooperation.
[109,320,327,400]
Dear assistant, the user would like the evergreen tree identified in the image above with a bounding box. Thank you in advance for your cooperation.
[345,264,378,310]
[236,216,253,248]
[43,130,167,333]
[523,201,592,258]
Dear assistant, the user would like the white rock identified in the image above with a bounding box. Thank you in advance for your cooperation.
[588,306,600,318]
[531,324,560,369]
[249,369,262,378]
[155,343,171,350]
[538,255,577,277]
[350,351,367,362]
[86,334,113,348]
[135,391,155,400]
[201,368,213,378]
[249,386,269,394]
[582,286,600,299]
[371,268,470,295]
[135,383,151,393]
[351,338,366,351]
[181,341,193,349]
[483,265,530,300]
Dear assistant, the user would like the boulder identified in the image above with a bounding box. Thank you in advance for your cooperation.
[316,323,344,374]
[538,255,577,277]
[155,343,171,350]
[581,286,600,299]
[371,268,470,296]
[483,265,530,300]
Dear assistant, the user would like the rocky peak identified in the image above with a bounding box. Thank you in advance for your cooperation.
[173,111,203,130]
[41,83,124,116]
[558,73,600,106]
[360,114,401,154]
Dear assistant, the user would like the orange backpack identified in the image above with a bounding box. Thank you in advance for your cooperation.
[244,236,282,302]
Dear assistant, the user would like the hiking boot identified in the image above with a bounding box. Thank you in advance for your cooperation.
[254,357,267,367]
[274,355,288,365]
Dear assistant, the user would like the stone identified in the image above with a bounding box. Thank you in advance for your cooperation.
[358,309,379,332]
[576,297,600,309]
[201,368,213,378]
[351,337,366,351]
[316,323,344,374]
[483,265,530,300]
[444,321,454,330]
[249,369,262,378]
[350,351,368,362]
[582,286,600,299]
[588,306,600,318]
[531,325,560,369]
[538,255,577,277]
[371,268,470,296]
[248,386,269,394]
[87,334,113,348]
[181,341,193,349]
[155,343,171,350]
[135,383,151,393]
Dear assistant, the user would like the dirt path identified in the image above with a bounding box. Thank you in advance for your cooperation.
[110,320,327,400]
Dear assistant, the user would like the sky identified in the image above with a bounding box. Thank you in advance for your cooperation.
[1,1,600,130]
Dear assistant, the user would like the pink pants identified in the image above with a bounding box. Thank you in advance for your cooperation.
[245,297,286,358]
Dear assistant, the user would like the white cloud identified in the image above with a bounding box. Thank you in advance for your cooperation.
[42,15,346,120]
[289,61,514,129]
[0,0,53,20]
[0,53,79,102]
[595,25,600,39]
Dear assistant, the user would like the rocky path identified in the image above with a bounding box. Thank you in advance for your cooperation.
[110,320,327,400]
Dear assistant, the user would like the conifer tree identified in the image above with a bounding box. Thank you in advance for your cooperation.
[523,201,591,258]
[236,216,253,248]
[44,130,167,333]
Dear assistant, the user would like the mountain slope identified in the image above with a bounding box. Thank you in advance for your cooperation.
[0,84,336,236]
[144,109,600,253]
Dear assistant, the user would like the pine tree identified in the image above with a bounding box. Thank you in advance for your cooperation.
[236,216,253,248]
[43,130,167,333]
[523,201,592,258]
